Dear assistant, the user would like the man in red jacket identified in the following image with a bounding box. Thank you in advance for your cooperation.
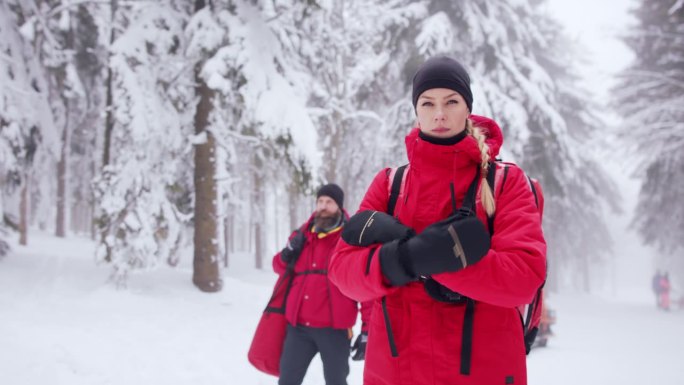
[273,183,371,385]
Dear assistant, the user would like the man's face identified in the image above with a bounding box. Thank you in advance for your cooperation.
[315,196,340,218]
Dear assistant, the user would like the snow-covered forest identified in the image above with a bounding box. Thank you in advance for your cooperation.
[1,0,682,295]
[2,0,684,384]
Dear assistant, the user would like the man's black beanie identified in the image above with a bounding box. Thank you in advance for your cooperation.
[317,183,344,210]
[412,56,473,112]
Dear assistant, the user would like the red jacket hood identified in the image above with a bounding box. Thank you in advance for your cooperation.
[471,114,503,159]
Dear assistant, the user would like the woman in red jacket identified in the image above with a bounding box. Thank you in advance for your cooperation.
[328,56,546,385]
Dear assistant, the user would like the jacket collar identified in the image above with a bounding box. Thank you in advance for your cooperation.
[404,115,505,172]
[405,128,482,172]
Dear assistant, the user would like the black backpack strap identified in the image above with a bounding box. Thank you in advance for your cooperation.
[487,162,511,235]
[381,164,407,358]
[460,298,476,375]
[264,268,296,314]
[528,176,539,208]
[387,164,408,217]
[455,168,481,216]
[453,169,481,376]
[486,162,497,233]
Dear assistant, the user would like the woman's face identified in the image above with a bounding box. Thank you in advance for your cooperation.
[415,88,470,138]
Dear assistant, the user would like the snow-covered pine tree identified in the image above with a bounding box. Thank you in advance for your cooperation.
[186,1,224,292]
[613,0,684,276]
[8,1,94,240]
[67,4,105,236]
[196,0,322,268]
[93,1,189,286]
[0,0,58,248]
[42,3,92,238]
[291,0,427,211]
[527,8,620,292]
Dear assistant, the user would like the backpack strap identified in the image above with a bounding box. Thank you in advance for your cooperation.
[381,164,408,358]
[264,266,296,314]
[487,162,510,235]
[528,176,539,207]
[486,162,498,233]
[456,168,482,216]
[387,164,408,217]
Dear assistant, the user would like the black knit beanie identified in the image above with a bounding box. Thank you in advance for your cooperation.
[317,183,344,210]
[412,56,473,112]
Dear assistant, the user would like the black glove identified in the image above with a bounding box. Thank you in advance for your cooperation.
[350,332,368,361]
[342,210,414,246]
[379,215,491,286]
[280,230,306,264]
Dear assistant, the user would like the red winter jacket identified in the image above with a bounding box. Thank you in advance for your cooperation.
[273,212,371,331]
[328,116,546,385]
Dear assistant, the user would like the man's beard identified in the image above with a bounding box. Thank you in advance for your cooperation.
[313,210,342,232]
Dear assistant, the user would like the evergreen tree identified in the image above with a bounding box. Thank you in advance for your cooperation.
[0,0,57,248]
[613,0,684,271]
[293,0,426,210]
[200,0,323,268]
[69,4,103,235]
[93,2,188,286]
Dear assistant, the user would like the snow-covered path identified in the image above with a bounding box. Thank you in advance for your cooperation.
[530,294,684,384]
[1,233,682,384]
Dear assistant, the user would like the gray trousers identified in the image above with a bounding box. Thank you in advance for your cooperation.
[278,324,350,385]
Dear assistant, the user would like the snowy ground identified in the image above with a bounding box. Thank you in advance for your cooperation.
[1,232,683,385]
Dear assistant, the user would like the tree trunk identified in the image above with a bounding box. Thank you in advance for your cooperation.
[19,176,28,246]
[56,100,69,237]
[102,0,117,168]
[274,188,280,254]
[228,213,234,254]
[252,154,265,269]
[192,58,222,292]
[288,182,298,233]
[255,222,263,269]
[55,12,77,238]
[223,215,230,268]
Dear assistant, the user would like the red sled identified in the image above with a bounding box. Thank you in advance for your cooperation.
[248,267,295,376]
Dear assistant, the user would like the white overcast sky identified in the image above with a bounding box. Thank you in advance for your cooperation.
[544,0,637,103]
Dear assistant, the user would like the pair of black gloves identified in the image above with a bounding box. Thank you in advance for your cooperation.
[341,210,491,286]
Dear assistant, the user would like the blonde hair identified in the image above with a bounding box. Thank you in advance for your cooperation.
[466,119,496,216]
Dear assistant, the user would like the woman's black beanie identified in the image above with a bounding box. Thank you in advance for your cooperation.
[411,56,473,112]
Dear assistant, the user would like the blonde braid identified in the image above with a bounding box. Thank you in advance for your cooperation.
[466,119,496,216]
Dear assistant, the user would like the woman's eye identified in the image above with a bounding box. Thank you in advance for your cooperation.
[421,101,433,107]
[447,99,459,105]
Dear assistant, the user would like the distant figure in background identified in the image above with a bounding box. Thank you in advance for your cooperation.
[652,270,662,308]
[273,183,370,385]
[658,272,671,311]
